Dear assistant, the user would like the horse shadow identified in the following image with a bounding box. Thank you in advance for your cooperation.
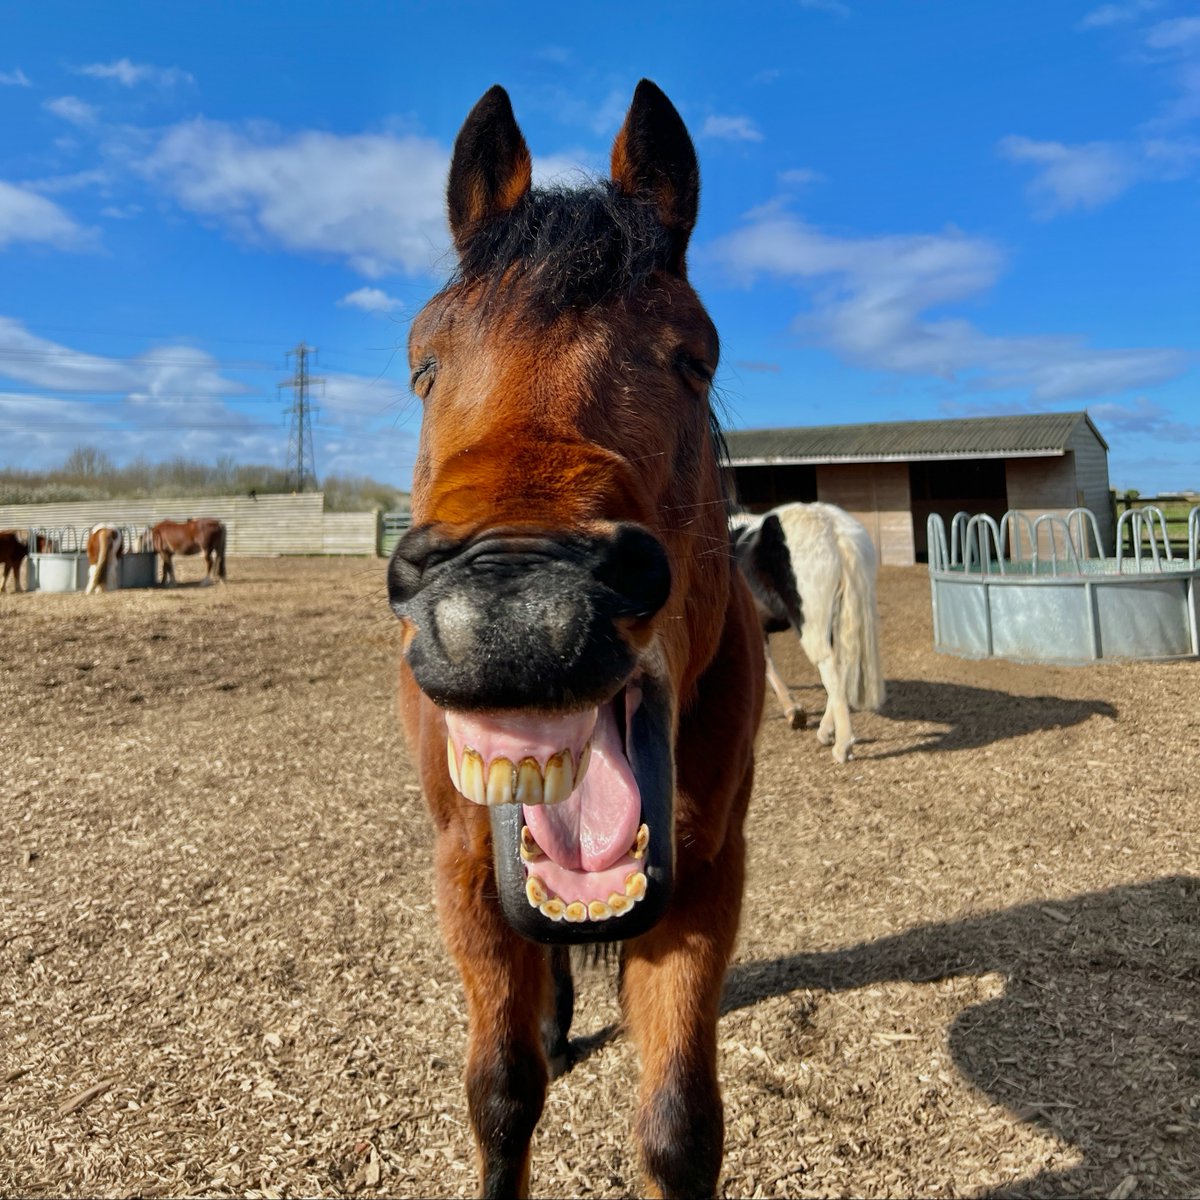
[855,678,1119,757]
[722,875,1200,1197]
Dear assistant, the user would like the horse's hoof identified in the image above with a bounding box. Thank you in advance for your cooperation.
[545,1042,575,1080]
[816,726,834,746]
[833,742,854,764]
[788,708,807,730]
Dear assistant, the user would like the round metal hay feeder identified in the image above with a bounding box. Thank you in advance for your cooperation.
[26,527,89,593]
[927,506,1200,664]
[117,526,157,589]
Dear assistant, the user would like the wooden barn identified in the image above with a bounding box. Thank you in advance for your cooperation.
[725,411,1112,566]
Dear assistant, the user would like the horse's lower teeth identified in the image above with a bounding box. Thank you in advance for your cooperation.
[631,823,649,858]
[523,874,650,919]
[519,826,542,861]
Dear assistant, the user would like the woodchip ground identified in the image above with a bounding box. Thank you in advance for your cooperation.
[1,557,1196,1198]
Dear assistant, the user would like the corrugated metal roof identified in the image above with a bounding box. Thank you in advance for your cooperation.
[724,411,1108,464]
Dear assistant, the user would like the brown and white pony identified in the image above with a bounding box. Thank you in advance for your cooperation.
[85,525,125,594]
[731,501,885,762]
[0,530,45,593]
[150,517,226,586]
[388,82,764,1197]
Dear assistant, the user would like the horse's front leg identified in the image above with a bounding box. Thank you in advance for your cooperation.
[622,829,745,1199]
[437,831,550,1199]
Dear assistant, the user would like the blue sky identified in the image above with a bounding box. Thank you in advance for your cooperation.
[2,0,1198,492]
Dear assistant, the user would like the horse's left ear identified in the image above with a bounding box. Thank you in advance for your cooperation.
[611,79,699,273]
[447,85,533,255]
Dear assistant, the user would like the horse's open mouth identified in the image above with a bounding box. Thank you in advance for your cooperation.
[442,674,674,943]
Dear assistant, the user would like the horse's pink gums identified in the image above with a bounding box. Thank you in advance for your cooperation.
[444,707,598,769]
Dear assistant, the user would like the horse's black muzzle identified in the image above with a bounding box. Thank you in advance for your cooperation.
[388,523,671,711]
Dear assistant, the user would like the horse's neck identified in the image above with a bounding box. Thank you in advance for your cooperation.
[727,509,760,533]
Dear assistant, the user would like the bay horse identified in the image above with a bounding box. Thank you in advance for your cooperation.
[388,82,764,1197]
[0,530,45,593]
[731,501,885,762]
[85,524,124,593]
[150,517,226,586]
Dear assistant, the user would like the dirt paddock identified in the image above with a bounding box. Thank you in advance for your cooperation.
[1,557,1197,1198]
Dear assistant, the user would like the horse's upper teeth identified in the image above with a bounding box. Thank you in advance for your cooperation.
[460,749,485,804]
[446,738,591,807]
[543,750,574,805]
[486,758,514,806]
[516,758,542,806]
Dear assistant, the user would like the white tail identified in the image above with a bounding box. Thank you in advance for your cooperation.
[833,518,885,712]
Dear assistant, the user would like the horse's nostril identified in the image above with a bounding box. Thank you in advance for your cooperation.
[389,524,454,610]
[593,524,671,619]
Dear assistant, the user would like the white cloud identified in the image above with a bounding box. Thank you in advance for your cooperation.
[1144,16,1200,51]
[77,58,194,88]
[702,114,764,143]
[100,204,143,220]
[0,181,94,250]
[1078,1,1160,30]
[0,318,244,397]
[24,168,110,195]
[779,167,825,187]
[0,318,419,481]
[139,118,450,277]
[0,67,31,87]
[531,151,600,187]
[997,135,1138,215]
[44,95,99,127]
[338,287,403,315]
[708,206,1188,402]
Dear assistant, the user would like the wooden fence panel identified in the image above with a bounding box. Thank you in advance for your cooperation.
[0,493,381,556]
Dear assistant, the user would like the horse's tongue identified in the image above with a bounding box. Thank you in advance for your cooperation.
[522,702,640,873]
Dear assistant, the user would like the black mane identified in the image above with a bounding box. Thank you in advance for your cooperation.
[453,181,676,314]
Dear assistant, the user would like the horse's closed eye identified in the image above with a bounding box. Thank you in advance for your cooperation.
[411,357,438,397]
[675,351,714,388]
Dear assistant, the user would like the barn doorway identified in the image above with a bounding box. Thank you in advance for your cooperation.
[910,459,1007,562]
[729,463,818,512]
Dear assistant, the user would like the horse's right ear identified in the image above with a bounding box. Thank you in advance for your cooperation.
[447,85,532,255]
[610,79,699,273]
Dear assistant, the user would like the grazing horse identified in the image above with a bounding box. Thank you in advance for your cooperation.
[150,518,226,586]
[387,82,763,1197]
[731,501,885,762]
[85,525,125,594]
[0,530,45,593]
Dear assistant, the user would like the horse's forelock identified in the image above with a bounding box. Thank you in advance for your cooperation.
[453,183,676,318]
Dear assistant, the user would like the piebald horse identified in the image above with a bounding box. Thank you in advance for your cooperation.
[388,82,763,1197]
[85,525,124,594]
[731,501,885,762]
[150,517,226,586]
